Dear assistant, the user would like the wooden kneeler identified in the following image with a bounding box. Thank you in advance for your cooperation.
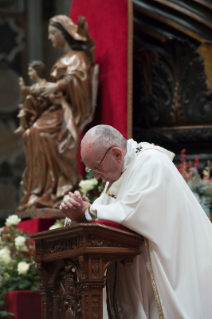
[31,223,142,319]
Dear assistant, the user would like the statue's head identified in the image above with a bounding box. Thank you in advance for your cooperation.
[28,61,45,81]
[48,15,95,62]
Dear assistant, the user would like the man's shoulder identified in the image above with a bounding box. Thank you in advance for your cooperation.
[135,146,173,169]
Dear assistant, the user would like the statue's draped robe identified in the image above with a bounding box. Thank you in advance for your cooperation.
[91,141,212,319]
[20,51,92,209]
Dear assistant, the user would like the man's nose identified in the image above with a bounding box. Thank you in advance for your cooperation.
[93,171,101,179]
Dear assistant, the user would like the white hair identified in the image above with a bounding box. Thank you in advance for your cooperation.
[81,125,127,151]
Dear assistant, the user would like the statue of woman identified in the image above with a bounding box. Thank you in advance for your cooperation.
[17,15,97,211]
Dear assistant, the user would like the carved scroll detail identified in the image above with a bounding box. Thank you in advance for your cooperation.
[78,255,88,280]
[87,235,133,248]
[59,265,81,319]
[44,236,77,254]
[91,258,99,278]
[92,295,100,319]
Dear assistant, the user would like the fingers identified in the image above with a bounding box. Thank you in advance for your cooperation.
[82,195,89,202]
[66,196,81,209]
[60,202,68,210]
[69,191,82,202]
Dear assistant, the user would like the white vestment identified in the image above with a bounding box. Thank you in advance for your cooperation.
[90,139,212,319]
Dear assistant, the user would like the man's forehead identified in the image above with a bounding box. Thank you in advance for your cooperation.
[81,142,99,163]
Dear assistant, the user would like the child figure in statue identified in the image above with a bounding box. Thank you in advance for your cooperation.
[15,61,48,134]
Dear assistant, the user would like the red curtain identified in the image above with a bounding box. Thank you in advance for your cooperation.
[70,0,130,174]
[4,291,41,319]
[18,218,57,234]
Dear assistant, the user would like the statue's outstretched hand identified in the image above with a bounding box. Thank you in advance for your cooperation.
[59,191,90,222]
[19,77,25,91]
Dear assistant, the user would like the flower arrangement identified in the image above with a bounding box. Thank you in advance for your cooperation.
[178,149,212,217]
[50,170,105,230]
[0,215,40,317]
[79,169,105,203]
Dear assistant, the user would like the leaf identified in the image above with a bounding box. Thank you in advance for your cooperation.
[0,310,15,317]
[17,280,31,289]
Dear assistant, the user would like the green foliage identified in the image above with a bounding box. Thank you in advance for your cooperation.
[0,216,40,317]
[80,170,105,204]
[85,170,95,180]
[178,151,212,217]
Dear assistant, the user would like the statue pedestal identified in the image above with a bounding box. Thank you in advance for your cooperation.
[31,223,143,319]
[16,207,64,219]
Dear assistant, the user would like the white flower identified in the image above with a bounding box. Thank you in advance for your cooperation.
[49,224,62,230]
[3,273,10,281]
[62,194,69,202]
[5,215,21,226]
[15,236,28,252]
[91,178,98,186]
[79,178,98,192]
[0,247,12,264]
[17,262,30,275]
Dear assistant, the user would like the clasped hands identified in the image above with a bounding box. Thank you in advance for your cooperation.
[59,191,90,223]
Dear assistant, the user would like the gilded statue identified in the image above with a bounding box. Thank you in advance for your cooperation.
[17,15,98,212]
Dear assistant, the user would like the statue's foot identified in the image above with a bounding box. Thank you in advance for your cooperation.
[14,126,24,134]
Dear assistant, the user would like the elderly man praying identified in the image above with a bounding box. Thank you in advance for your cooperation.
[60,124,212,319]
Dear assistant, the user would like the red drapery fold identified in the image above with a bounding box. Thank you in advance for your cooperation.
[18,218,57,234]
[4,291,41,319]
[70,0,132,175]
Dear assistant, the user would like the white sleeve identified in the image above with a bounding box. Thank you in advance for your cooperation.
[84,209,93,221]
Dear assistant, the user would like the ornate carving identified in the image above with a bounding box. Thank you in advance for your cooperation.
[85,295,89,319]
[37,262,45,287]
[79,235,84,248]
[78,255,88,280]
[170,82,184,124]
[92,295,100,319]
[31,223,143,319]
[44,236,77,254]
[87,235,133,248]
[59,266,81,319]
[52,292,60,319]
[134,126,212,145]
[134,39,212,131]
[47,261,66,285]
[81,283,105,290]
[36,241,42,256]
[91,258,100,278]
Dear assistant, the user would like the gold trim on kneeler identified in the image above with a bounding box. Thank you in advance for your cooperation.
[144,238,165,319]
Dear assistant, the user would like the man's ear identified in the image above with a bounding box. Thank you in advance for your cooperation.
[112,147,123,162]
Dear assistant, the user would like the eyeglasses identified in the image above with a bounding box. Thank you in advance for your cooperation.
[86,146,113,174]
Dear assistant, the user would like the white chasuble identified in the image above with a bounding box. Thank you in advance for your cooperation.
[90,140,212,319]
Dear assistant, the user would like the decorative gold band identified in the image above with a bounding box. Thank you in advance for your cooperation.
[88,205,98,221]
[144,238,165,319]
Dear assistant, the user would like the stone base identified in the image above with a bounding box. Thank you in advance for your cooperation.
[16,207,64,219]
